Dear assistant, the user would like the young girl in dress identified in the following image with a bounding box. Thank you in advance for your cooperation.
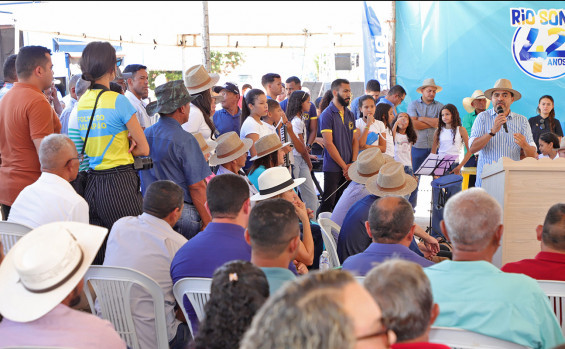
[538,132,560,159]
[373,102,396,157]
[393,112,418,208]
[240,89,276,158]
[431,104,473,175]
[356,95,386,154]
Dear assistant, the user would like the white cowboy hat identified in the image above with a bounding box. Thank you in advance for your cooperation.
[416,78,442,94]
[365,161,418,197]
[0,222,107,322]
[250,166,306,201]
[191,132,217,156]
[184,64,220,94]
[462,90,491,113]
[208,131,252,166]
[484,78,521,101]
[348,148,394,185]
[249,133,291,161]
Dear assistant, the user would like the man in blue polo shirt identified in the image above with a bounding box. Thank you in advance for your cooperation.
[212,82,241,136]
[280,76,318,148]
[350,79,380,120]
[318,79,359,214]
[342,196,433,275]
[141,80,211,241]
[170,173,251,331]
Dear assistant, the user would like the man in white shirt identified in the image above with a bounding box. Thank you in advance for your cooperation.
[103,180,189,349]
[8,134,88,228]
[123,64,153,128]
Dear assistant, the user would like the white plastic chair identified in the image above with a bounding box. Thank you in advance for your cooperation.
[173,277,212,337]
[0,221,32,256]
[537,280,565,335]
[317,217,341,268]
[83,266,169,349]
[318,211,332,220]
[429,327,531,348]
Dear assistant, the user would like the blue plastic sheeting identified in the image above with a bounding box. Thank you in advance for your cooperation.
[395,1,565,128]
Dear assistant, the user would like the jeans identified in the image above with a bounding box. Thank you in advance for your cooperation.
[411,147,432,208]
[174,203,202,240]
[292,156,319,213]
[169,322,190,349]
[403,166,417,209]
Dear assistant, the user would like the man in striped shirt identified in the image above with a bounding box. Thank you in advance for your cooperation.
[469,79,536,187]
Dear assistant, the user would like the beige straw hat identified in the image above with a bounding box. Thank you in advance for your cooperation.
[365,161,418,197]
[209,131,252,166]
[191,132,217,156]
[462,90,491,113]
[184,64,220,94]
[0,222,108,322]
[348,148,394,185]
[250,134,291,161]
[416,78,442,94]
[484,78,521,101]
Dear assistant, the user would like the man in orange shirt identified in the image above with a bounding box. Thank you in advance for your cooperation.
[0,46,61,219]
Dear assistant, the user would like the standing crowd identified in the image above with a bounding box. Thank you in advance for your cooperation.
[0,42,564,349]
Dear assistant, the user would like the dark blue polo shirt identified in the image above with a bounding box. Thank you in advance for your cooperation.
[320,101,357,172]
[213,107,242,136]
[342,243,433,275]
[337,194,424,263]
[140,117,211,203]
[280,99,318,141]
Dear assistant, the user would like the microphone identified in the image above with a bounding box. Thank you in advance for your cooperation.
[497,106,508,133]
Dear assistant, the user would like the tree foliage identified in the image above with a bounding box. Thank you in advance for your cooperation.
[210,51,245,75]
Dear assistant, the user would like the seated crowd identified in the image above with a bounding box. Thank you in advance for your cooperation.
[0,42,564,349]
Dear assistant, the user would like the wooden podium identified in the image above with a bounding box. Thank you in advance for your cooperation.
[481,157,565,268]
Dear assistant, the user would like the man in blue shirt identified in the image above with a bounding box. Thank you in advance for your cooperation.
[318,79,359,214]
[425,188,564,348]
[0,54,17,100]
[141,80,212,240]
[212,82,242,136]
[245,199,298,295]
[376,85,406,116]
[280,76,318,148]
[170,173,251,331]
[342,196,433,275]
[350,79,380,120]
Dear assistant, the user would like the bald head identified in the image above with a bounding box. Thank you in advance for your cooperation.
[39,134,79,181]
[367,196,414,243]
[443,188,502,252]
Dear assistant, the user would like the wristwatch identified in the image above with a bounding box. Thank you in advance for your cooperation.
[489,131,496,137]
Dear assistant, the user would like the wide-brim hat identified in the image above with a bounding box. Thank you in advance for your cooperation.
[365,162,418,197]
[184,64,220,94]
[250,133,291,161]
[191,132,217,156]
[484,79,521,101]
[348,148,394,185]
[0,222,108,322]
[462,90,491,113]
[250,166,306,201]
[209,131,253,166]
[146,80,198,115]
[416,78,442,94]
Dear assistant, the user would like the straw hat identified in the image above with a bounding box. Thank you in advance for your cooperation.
[416,78,442,94]
[250,166,306,201]
[462,90,491,113]
[484,78,521,101]
[208,131,252,166]
[365,162,418,197]
[191,132,217,156]
[0,222,108,322]
[184,64,220,94]
[348,148,394,185]
[250,134,291,161]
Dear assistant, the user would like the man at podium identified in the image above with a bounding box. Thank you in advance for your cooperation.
[468,79,536,187]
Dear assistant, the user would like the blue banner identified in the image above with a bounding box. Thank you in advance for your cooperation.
[395,1,565,129]
[362,1,390,91]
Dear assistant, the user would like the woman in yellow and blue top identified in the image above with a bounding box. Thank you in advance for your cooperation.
[77,41,149,264]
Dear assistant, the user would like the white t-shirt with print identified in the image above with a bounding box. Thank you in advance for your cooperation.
[240,116,276,155]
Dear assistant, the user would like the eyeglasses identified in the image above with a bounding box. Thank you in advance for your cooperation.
[539,118,546,130]
[65,157,80,166]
